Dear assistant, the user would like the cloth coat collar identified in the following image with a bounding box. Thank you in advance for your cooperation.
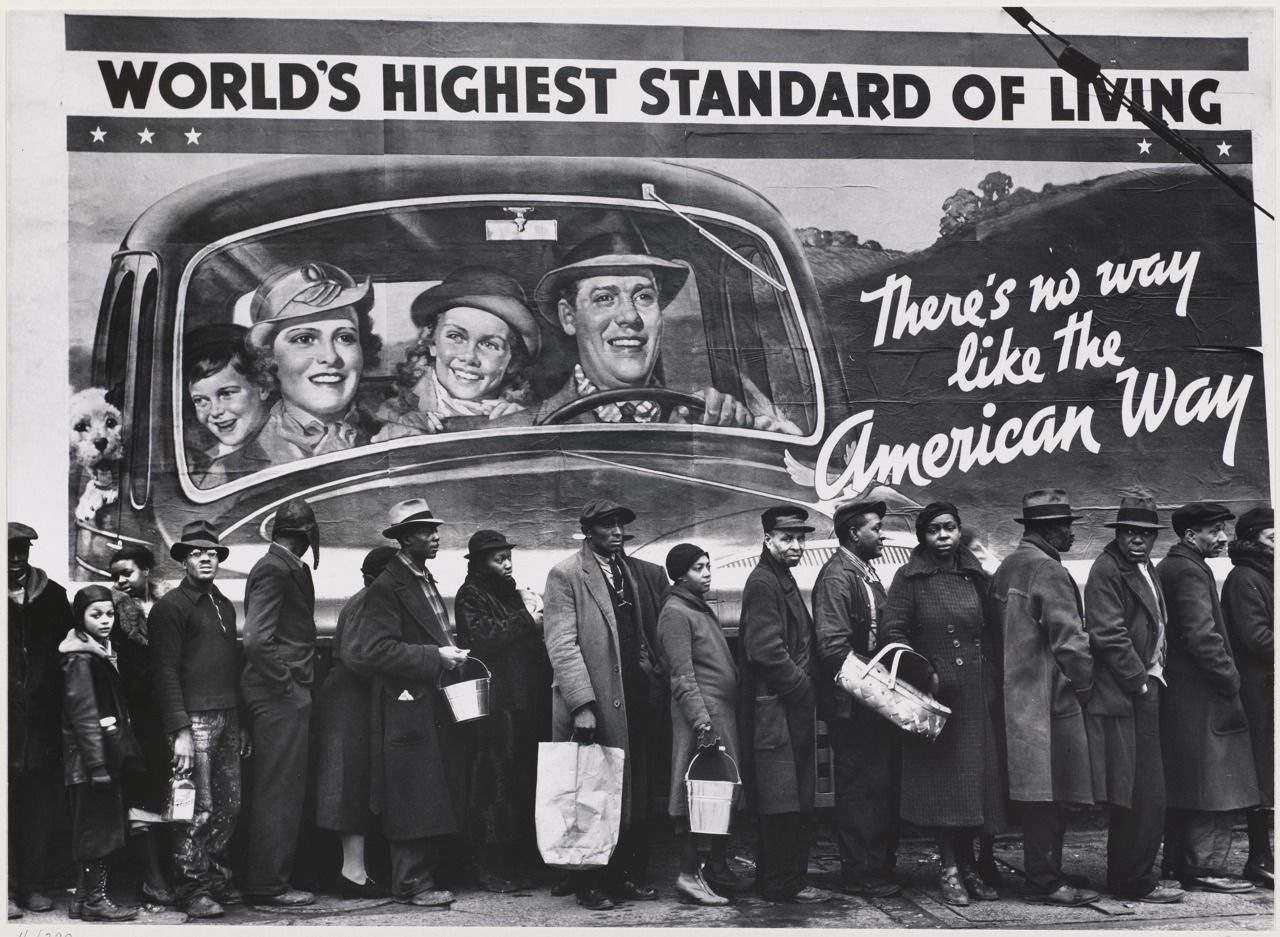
[58,629,117,669]
[269,539,315,599]
[756,546,799,591]
[1101,540,1165,626]
[1166,540,1212,572]
[577,540,622,628]
[175,576,227,607]
[899,542,984,578]
[1020,530,1062,562]
[385,556,452,646]
[665,581,712,615]
[10,565,49,604]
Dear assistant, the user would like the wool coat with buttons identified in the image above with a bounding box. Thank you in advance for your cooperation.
[543,541,666,828]
[880,544,1005,831]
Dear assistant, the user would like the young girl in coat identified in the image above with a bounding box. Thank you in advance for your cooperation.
[61,584,142,921]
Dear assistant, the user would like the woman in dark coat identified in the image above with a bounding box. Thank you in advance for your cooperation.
[454,530,552,893]
[654,544,739,906]
[108,545,173,906]
[881,502,1005,907]
[314,546,398,898]
[1222,506,1274,887]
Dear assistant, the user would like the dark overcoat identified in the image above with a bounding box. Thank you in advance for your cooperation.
[738,548,816,817]
[1222,543,1273,806]
[880,545,1005,830]
[1157,542,1259,811]
[543,542,665,828]
[653,583,740,817]
[241,543,317,695]
[991,533,1094,804]
[8,568,72,773]
[1081,540,1167,807]
[111,590,169,813]
[812,548,882,722]
[346,556,466,841]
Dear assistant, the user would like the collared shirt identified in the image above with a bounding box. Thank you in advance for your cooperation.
[1136,560,1168,685]
[573,365,661,423]
[260,400,361,459]
[397,552,455,645]
[840,546,884,650]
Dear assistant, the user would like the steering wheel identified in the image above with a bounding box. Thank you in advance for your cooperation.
[535,388,706,426]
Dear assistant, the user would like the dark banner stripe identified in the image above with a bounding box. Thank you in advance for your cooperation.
[65,15,1250,71]
[66,116,1255,165]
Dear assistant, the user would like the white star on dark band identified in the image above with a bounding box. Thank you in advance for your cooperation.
[1137,139,1152,154]
[1216,140,1232,156]
[90,126,107,143]
[138,127,155,144]
[185,128,202,145]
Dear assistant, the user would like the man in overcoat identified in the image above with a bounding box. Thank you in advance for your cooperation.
[991,489,1098,907]
[1157,501,1259,893]
[739,506,834,904]
[1082,496,1184,904]
[811,500,901,898]
[543,498,667,911]
[8,522,72,918]
[241,498,321,907]
[346,499,471,908]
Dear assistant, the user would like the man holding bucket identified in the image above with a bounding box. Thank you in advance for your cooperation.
[346,498,470,908]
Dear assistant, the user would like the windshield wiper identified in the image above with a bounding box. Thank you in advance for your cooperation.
[642,183,788,292]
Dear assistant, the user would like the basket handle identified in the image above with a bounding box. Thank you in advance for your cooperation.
[441,654,491,685]
[684,745,741,785]
[858,642,928,690]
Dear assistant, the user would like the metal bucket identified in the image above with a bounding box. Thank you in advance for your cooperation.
[685,748,740,836]
[441,656,491,723]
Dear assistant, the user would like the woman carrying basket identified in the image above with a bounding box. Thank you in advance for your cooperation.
[880,502,1006,907]
[654,544,742,906]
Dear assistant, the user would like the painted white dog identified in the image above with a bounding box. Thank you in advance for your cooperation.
[69,387,123,525]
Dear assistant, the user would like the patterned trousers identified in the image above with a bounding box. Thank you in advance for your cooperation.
[170,708,242,905]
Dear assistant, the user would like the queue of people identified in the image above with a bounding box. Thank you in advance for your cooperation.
[5,488,1274,920]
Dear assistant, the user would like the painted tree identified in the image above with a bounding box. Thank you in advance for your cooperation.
[978,171,1013,204]
[939,188,982,237]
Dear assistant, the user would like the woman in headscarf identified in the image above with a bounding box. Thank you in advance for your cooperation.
[454,530,551,892]
[880,502,1005,907]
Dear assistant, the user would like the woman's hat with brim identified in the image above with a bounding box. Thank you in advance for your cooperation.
[1103,495,1162,530]
[533,231,690,325]
[170,519,229,561]
[465,529,518,558]
[382,498,446,539]
[1014,489,1083,525]
[247,262,371,351]
[410,266,541,358]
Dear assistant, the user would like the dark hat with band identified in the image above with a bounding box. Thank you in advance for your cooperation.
[170,519,229,562]
[1014,489,1083,525]
[466,529,518,558]
[382,498,446,539]
[1103,495,1162,530]
[533,231,690,325]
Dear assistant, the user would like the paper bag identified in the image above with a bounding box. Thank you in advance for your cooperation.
[535,741,625,869]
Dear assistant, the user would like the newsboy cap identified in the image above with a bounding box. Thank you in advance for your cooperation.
[7,522,38,543]
[247,262,371,351]
[382,498,446,539]
[1014,489,1083,525]
[1171,502,1235,537]
[579,498,636,527]
[1235,506,1274,542]
[170,519,229,562]
[1103,495,1162,530]
[761,506,815,533]
[833,500,886,537]
[270,498,320,568]
[410,265,541,358]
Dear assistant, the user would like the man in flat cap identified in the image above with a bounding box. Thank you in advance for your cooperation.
[1082,496,1184,903]
[150,520,249,919]
[346,499,470,908]
[241,499,322,907]
[991,489,1098,907]
[739,507,833,903]
[543,498,667,910]
[1157,502,1258,893]
[532,232,800,433]
[811,500,901,898]
[7,523,73,918]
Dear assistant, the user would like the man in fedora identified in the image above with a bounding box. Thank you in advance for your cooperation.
[1082,496,1184,903]
[811,500,902,898]
[241,499,322,907]
[345,499,470,908]
[150,520,249,919]
[531,232,799,432]
[991,489,1098,907]
[543,498,668,910]
[739,507,833,903]
[7,522,73,918]
[1157,502,1258,893]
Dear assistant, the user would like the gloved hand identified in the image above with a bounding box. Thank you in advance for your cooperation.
[695,722,719,750]
[571,704,597,745]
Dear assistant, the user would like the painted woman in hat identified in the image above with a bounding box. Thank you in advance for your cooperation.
[453,529,551,893]
[246,261,389,462]
[376,266,541,436]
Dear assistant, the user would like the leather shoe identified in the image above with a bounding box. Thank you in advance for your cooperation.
[183,895,226,919]
[1026,884,1100,906]
[609,880,658,901]
[788,885,836,904]
[399,889,455,907]
[675,872,730,906]
[23,891,53,913]
[1182,875,1255,894]
[702,861,746,893]
[840,875,902,898]
[142,882,177,907]
[1243,862,1274,889]
[339,875,390,899]
[1132,885,1185,904]
[1062,872,1093,889]
[960,870,998,901]
[939,868,969,906]
[550,877,575,897]
[253,888,315,907]
[8,898,23,920]
[212,883,243,906]
[974,858,1004,887]
[475,869,533,893]
[576,888,615,911]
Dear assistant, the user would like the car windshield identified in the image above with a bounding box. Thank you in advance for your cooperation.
[176,198,819,491]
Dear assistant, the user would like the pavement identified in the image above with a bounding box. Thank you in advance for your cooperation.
[14,825,1273,929]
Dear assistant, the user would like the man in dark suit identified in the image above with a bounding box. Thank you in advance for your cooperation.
[1083,495,1184,904]
[241,499,321,907]
[346,499,470,908]
[811,500,901,898]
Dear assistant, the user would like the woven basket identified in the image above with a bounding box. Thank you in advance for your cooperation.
[835,643,951,741]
